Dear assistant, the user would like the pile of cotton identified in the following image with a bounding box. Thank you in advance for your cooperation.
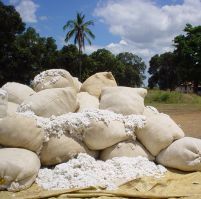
[31,69,77,92]
[36,153,166,190]
[0,69,200,193]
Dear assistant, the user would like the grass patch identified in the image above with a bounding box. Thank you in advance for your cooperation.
[148,103,201,113]
[145,89,201,105]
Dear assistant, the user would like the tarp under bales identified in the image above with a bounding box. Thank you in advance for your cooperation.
[1,170,201,199]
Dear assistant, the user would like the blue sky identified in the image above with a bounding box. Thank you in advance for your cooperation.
[3,0,201,83]
[3,0,121,48]
[28,0,121,47]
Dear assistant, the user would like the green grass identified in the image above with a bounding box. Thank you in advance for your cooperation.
[145,89,201,105]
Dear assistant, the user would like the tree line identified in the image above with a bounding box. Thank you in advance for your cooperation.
[148,24,201,93]
[0,1,146,87]
[1,1,200,93]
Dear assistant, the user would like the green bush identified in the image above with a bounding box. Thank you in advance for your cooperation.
[145,89,201,104]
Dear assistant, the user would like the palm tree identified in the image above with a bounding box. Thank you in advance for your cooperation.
[63,12,95,79]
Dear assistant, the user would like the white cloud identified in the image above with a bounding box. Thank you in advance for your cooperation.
[85,45,101,54]
[119,40,127,45]
[39,16,48,21]
[94,0,201,61]
[11,0,39,23]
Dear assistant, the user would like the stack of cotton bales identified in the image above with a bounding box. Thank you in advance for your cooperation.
[0,69,200,192]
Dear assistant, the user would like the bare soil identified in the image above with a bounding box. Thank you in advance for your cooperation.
[155,104,201,139]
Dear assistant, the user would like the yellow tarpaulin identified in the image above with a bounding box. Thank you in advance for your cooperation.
[1,169,201,199]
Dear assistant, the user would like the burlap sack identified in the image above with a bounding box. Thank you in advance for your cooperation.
[0,89,7,118]
[100,140,154,161]
[0,115,44,154]
[77,92,99,112]
[7,102,18,116]
[136,113,185,156]
[0,103,7,118]
[157,137,201,171]
[22,87,78,117]
[40,135,98,166]
[143,106,159,117]
[133,88,147,98]
[0,148,40,191]
[2,82,35,104]
[83,121,130,150]
[80,72,117,98]
[73,77,82,92]
[32,69,75,92]
[100,87,145,115]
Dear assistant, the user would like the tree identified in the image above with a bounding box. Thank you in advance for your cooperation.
[63,12,95,80]
[13,27,58,84]
[174,24,201,93]
[0,1,147,87]
[148,52,178,90]
[148,54,160,89]
[0,0,25,85]
[90,49,117,71]
[56,44,80,76]
[116,52,146,87]
[88,49,146,87]
[0,1,25,46]
[89,49,125,84]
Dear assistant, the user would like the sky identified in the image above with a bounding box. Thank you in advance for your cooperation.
[3,0,201,83]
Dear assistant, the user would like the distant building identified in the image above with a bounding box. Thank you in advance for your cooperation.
[175,82,201,95]
[175,82,193,93]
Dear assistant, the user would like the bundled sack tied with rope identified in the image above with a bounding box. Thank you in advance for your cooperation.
[0,148,40,192]
[18,87,78,117]
[32,69,77,92]
[136,113,185,156]
[0,114,44,154]
[100,87,146,115]
[40,135,98,166]
[2,82,35,104]
[157,137,201,171]
[100,140,154,161]
[80,72,117,98]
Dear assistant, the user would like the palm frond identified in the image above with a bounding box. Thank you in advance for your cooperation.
[64,29,75,42]
[84,33,92,45]
[77,12,84,25]
[83,20,94,26]
[63,12,95,53]
[84,28,95,39]
[63,20,74,31]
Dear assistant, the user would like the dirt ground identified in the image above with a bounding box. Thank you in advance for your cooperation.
[155,104,201,139]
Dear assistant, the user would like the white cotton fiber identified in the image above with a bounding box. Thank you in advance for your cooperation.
[17,109,146,142]
[36,153,166,190]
